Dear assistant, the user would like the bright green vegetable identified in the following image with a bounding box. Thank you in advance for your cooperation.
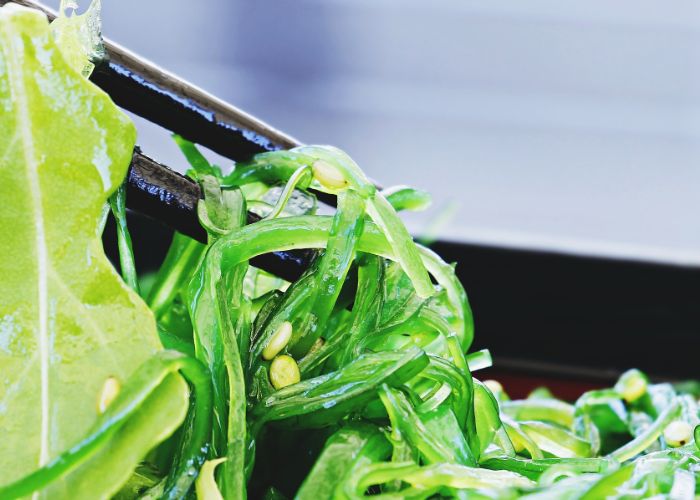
[615,368,648,403]
[251,348,429,431]
[465,349,493,372]
[109,182,140,293]
[296,424,391,499]
[50,0,103,76]
[0,5,188,496]
[381,185,432,212]
[341,461,534,497]
[474,381,512,458]
[501,399,575,428]
[480,456,614,481]
[518,421,592,458]
[2,3,700,499]
[0,351,209,499]
[380,385,476,466]
[607,400,681,462]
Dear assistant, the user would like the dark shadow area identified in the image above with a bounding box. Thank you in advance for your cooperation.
[431,240,700,380]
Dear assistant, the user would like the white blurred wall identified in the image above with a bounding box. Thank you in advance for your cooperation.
[48,0,700,263]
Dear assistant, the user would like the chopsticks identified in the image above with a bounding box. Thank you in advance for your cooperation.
[2,0,300,160]
[3,0,322,280]
[128,149,316,281]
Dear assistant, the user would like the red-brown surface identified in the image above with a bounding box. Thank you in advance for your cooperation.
[482,370,606,401]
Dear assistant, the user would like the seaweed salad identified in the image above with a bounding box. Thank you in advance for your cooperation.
[1,2,699,499]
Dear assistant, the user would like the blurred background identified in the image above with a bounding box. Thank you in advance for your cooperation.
[48,0,700,264]
[45,0,700,389]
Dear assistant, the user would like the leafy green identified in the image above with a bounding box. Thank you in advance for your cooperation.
[0,5,188,493]
[51,0,104,76]
[109,182,140,293]
[296,424,390,499]
[0,351,204,499]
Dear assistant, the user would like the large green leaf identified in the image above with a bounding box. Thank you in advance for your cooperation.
[48,372,189,498]
[0,4,184,489]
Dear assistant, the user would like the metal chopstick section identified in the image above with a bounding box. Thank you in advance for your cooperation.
[0,0,51,14]
[127,149,204,241]
[129,149,313,281]
[89,28,343,207]
[91,43,300,161]
[3,0,300,161]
